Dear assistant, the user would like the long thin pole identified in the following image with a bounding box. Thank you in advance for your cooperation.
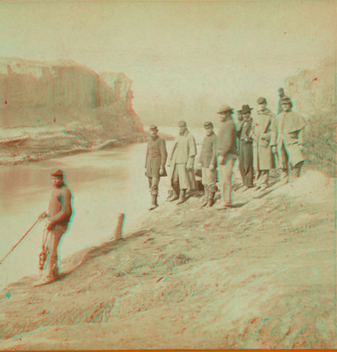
[0,218,41,265]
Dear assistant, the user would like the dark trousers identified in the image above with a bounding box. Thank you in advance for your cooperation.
[239,141,254,187]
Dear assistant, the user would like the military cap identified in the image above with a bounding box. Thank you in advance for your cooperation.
[281,96,292,103]
[178,120,187,127]
[51,169,63,178]
[149,124,158,131]
[204,121,214,129]
[281,96,293,107]
[217,104,234,114]
[238,105,253,114]
[257,97,267,104]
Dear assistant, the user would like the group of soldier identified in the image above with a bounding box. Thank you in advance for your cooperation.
[31,88,306,287]
[145,88,307,210]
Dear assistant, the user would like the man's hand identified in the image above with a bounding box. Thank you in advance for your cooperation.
[38,212,48,220]
[219,155,225,165]
[159,168,165,176]
[272,146,277,154]
[46,220,55,231]
[197,163,202,170]
[209,164,215,171]
[186,166,192,171]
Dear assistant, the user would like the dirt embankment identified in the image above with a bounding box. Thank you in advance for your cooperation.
[0,170,334,350]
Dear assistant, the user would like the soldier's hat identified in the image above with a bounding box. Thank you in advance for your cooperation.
[178,120,187,127]
[217,104,234,114]
[149,124,158,131]
[281,96,293,106]
[257,97,267,104]
[204,121,214,129]
[238,105,253,114]
[51,169,64,178]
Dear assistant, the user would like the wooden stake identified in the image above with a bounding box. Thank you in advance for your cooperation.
[114,213,125,241]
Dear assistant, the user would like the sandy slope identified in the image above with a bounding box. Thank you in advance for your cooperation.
[0,170,335,350]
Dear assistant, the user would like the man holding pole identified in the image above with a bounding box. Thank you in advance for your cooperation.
[35,170,73,286]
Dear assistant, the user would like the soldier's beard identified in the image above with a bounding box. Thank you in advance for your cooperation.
[53,181,64,189]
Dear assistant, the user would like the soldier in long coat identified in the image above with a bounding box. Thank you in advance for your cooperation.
[197,121,218,207]
[237,105,254,190]
[167,121,197,205]
[270,96,306,182]
[145,124,168,210]
[252,97,276,190]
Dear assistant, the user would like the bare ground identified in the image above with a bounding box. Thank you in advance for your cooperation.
[0,170,335,350]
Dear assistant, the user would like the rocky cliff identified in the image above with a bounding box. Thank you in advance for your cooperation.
[0,58,145,165]
[284,55,335,119]
[284,55,336,177]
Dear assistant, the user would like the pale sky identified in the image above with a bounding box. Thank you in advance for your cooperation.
[0,0,336,126]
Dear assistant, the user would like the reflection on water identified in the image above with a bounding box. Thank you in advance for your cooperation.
[0,126,204,287]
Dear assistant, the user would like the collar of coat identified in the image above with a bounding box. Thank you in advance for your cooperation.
[279,110,307,133]
[257,108,273,116]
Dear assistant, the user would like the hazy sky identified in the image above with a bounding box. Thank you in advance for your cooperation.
[0,0,336,126]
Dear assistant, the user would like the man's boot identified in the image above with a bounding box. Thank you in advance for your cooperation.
[207,191,216,207]
[168,184,179,202]
[200,185,209,207]
[149,194,158,210]
[177,189,186,205]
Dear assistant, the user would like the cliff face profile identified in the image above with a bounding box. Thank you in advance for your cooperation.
[284,55,335,119]
[284,55,336,177]
[0,58,145,164]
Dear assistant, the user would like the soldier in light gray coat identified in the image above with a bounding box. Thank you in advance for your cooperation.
[167,121,197,205]
[271,96,306,182]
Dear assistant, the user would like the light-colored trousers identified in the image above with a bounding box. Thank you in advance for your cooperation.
[218,153,237,205]
[43,224,68,280]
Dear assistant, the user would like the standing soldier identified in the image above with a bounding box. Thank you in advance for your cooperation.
[237,105,254,191]
[216,104,238,209]
[252,97,275,190]
[167,121,197,205]
[145,124,168,210]
[35,170,73,286]
[270,96,306,182]
[197,121,218,207]
[277,88,286,115]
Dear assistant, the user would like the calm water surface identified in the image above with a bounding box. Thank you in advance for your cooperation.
[0,126,205,287]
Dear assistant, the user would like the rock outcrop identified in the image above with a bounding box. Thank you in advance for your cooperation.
[284,55,335,119]
[0,58,145,165]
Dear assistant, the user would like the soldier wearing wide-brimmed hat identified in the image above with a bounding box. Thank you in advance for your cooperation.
[237,104,254,191]
[167,120,197,205]
[251,97,276,191]
[215,104,238,209]
[35,170,73,286]
[197,121,218,207]
[145,124,168,210]
[271,96,306,182]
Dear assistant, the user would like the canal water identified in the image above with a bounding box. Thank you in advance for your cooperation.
[0,126,206,288]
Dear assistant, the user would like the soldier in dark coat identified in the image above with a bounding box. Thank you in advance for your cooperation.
[237,105,254,191]
[215,104,238,209]
[277,88,286,115]
[145,124,168,210]
[197,121,218,207]
[252,97,276,190]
